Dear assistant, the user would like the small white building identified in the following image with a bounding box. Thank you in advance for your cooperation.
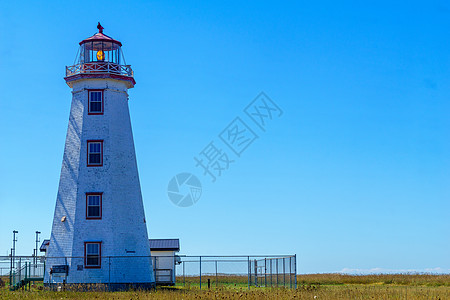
[150,239,180,285]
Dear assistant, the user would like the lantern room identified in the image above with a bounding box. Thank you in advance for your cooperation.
[78,23,123,64]
[65,23,135,88]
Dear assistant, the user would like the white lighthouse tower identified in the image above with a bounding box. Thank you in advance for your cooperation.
[45,23,155,289]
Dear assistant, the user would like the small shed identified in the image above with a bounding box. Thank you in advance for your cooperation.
[150,239,180,285]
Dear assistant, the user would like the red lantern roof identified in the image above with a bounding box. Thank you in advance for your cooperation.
[79,22,122,47]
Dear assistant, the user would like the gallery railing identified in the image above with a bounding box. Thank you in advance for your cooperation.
[65,62,133,77]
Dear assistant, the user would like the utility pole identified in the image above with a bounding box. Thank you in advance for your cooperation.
[35,231,41,266]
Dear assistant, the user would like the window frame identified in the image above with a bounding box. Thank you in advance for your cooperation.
[87,140,103,167]
[88,90,104,115]
[86,193,102,220]
[84,242,102,269]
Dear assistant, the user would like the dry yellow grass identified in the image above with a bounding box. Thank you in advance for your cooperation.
[296,273,450,286]
[0,274,449,299]
[1,286,449,299]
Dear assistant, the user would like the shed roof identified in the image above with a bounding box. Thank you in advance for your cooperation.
[149,239,180,251]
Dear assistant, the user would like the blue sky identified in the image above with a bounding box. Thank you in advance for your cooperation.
[0,1,449,274]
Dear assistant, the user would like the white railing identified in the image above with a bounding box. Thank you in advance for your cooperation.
[66,62,133,77]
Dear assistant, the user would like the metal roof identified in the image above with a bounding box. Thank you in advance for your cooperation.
[79,32,122,47]
[79,23,122,47]
[40,239,50,252]
[149,239,180,251]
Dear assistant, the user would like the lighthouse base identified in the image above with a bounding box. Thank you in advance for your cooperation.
[44,282,156,292]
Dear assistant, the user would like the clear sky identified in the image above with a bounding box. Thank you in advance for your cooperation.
[0,1,448,274]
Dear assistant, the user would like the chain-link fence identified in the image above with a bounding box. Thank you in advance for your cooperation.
[0,255,45,290]
[1,254,296,290]
[177,255,297,289]
[0,256,12,276]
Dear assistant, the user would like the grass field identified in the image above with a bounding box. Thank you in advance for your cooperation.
[0,274,449,299]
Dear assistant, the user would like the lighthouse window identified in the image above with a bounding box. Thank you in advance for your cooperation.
[84,242,101,268]
[87,140,103,166]
[86,193,102,219]
[88,90,103,114]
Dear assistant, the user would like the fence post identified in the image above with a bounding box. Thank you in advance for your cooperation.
[24,262,27,290]
[264,258,267,288]
[199,256,202,290]
[294,254,297,289]
[283,257,286,287]
[9,250,12,289]
[254,259,257,287]
[270,259,272,287]
[276,258,279,287]
[183,261,185,286]
[289,256,292,288]
[29,261,32,290]
[18,257,22,283]
[247,256,250,290]
[215,260,218,288]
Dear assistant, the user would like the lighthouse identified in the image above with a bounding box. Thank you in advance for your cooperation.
[44,23,155,289]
